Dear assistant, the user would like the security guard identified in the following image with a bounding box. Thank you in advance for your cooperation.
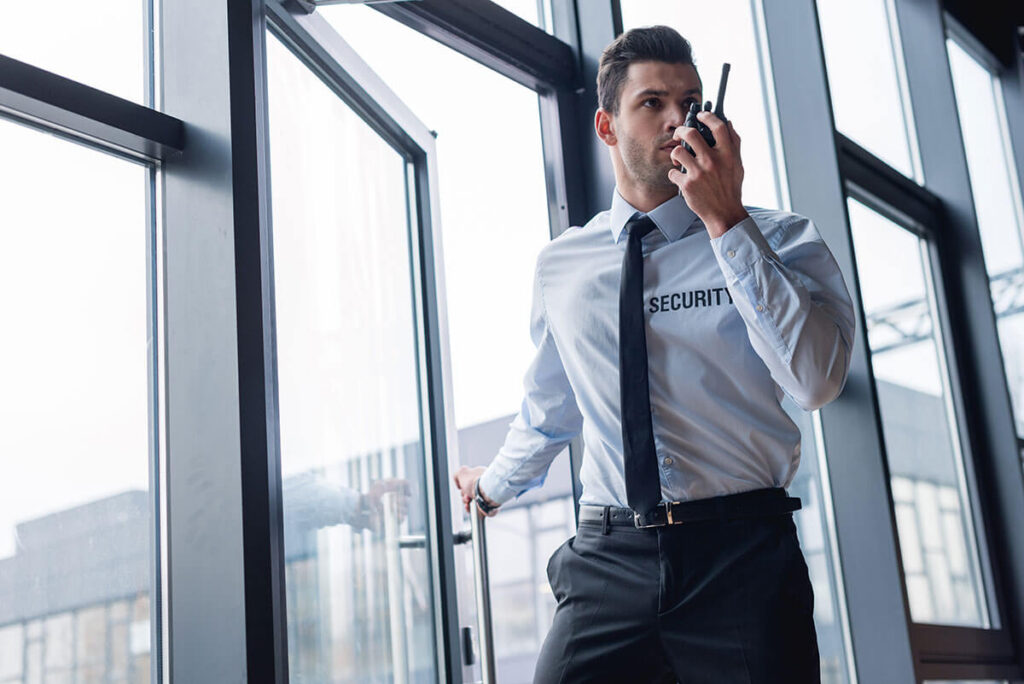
[454,25,854,683]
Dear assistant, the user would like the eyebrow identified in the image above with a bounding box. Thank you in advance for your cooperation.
[634,88,701,101]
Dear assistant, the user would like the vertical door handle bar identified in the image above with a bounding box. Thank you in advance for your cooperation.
[470,505,497,684]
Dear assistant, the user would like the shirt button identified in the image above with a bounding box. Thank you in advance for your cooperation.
[727,249,736,258]
[756,304,764,312]
[663,457,672,466]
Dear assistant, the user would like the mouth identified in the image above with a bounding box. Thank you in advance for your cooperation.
[659,141,680,151]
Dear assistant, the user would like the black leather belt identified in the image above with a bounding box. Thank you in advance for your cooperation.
[578,487,801,530]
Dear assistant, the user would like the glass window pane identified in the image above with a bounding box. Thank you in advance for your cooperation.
[322,6,553,431]
[848,197,994,627]
[267,34,438,684]
[0,0,149,103]
[489,0,554,35]
[319,9,572,680]
[619,0,783,210]
[816,0,918,178]
[946,38,1024,439]
[0,118,154,682]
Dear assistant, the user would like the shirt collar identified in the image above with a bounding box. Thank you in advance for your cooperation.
[609,187,699,244]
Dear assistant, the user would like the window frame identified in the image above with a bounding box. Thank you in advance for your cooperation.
[841,136,1016,677]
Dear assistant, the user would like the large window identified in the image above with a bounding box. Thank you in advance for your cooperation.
[848,197,996,628]
[946,36,1024,457]
[816,0,920,180]
[0,118,156,682]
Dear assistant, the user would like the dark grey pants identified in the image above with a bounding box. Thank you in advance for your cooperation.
[534,513,820,684]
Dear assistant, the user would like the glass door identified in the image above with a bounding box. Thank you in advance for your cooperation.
[307,8,577,683]
[263,4,474,682]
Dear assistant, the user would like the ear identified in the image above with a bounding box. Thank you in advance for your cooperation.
[595,108,617,146]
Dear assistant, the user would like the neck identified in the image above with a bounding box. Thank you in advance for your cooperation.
[617,181,677,214]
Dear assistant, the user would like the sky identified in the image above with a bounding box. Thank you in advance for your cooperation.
[0,2,149,561]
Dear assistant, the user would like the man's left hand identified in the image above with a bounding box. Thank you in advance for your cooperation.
[667,112,749,238]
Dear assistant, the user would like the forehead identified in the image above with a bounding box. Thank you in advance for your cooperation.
[623,61,701,98]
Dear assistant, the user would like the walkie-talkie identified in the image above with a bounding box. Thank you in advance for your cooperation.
[680,62,731,159]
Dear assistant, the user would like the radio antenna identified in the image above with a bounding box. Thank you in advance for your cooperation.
[714,63,731,120]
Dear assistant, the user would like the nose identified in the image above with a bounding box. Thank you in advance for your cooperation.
[665,105,686,130]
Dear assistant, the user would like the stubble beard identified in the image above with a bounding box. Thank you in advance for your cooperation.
[621,133,677,194]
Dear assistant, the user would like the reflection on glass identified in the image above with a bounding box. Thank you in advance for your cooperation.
[0,0,148,104]
[620,0,783,210]
[946,39,1024,440]
[848,198,992,627]
[266,33,438,683]
[0,118,154,681]
[816,0,918,178]
[317,11,571,681]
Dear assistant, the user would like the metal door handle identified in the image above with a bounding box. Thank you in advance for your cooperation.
[470,504,497,684]
[454,504,497,684]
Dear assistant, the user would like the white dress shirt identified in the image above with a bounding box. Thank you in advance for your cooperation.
[478,188,856,509]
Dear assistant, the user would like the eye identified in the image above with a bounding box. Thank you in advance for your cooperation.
[642,97,660,108]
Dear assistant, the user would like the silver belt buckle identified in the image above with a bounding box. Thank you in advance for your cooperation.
[633,502,683,528]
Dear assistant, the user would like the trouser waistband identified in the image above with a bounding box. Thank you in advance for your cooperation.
[578,487,801,531]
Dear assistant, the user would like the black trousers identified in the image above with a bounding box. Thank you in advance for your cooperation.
[534,512,820,684]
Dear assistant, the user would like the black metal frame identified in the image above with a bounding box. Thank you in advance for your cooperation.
[0,54,184,160]
[224,2,289,681]
[350,0,576,92]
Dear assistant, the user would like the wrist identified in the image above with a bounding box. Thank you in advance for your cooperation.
[474,479,500,513]
[704,206,749,238]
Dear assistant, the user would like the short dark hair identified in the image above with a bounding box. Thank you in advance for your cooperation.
[597,25,699,117]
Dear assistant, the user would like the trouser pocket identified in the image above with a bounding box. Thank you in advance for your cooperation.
[545,536,574,603]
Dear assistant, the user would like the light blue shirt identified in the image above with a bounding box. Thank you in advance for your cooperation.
[478,188,856,508]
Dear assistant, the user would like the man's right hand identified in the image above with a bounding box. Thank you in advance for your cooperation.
[452,465,498,516]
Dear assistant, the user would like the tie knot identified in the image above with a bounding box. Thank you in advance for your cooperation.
[626,215,657,242]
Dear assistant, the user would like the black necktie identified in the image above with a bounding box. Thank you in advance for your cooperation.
[619,214,662,517]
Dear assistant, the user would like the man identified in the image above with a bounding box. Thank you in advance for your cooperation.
[453,25,854,683]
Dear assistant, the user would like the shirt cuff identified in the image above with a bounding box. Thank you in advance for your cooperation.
[709,216,771,282]
[477,466,517,507]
